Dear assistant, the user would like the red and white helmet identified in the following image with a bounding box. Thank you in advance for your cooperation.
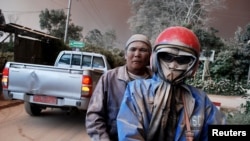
[151,26,201,81]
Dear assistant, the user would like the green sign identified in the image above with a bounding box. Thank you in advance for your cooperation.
[69,40,85,48]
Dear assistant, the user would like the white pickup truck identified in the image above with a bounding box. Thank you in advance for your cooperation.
[1,50,111,116]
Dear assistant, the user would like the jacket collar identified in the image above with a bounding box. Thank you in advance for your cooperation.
[117,65,152,82]
[117,65,131,82]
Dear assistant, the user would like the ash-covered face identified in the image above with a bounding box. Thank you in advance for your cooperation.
[157,48,195,82]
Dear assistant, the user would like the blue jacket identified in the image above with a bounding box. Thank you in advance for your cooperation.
[85,65,152,141]
[117,74,226,141]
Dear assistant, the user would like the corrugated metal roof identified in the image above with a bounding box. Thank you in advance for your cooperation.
[0,23,60,40]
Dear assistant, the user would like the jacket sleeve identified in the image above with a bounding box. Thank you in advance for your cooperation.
[117,83,146,141]
[199,95,226,141]
[85,75,110,141]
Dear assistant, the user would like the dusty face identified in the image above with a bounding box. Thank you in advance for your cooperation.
[157,48,195,82]
[125,41,151,74]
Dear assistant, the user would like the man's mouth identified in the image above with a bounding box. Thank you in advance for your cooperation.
[132,61,141,63]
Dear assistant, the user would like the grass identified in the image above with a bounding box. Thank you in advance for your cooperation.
[222,107,250,124]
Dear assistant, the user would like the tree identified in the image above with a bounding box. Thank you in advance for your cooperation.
[233,23,250,82]
[195,27,224,53]
[209,23,250,82]
[103,29,117,49]
[81,45,125,69]
[84,29,117,49]
[85,29,104,48]
[39,8,83,42]
[194,27,225,81]
[128,0,225,40]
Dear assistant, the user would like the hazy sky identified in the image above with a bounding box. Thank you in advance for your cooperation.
[0,0,132,46]
[1,0,250,46]
[207,0,250,38]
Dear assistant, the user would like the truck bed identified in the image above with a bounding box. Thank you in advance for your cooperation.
[8,63,83,99]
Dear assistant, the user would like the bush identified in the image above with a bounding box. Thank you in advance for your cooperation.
[226,111,250,124]
[226,99,250,124]
[187,77,247,96]
[81,45,125,69]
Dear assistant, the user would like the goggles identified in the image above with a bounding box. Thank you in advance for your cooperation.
[158,52,194,65]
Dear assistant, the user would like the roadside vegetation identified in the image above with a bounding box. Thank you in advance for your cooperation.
[1,0,250,124]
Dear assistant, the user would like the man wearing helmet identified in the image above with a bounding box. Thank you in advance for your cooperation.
[117,26,225,141]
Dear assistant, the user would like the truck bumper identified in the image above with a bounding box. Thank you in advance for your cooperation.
[3,90,90,110]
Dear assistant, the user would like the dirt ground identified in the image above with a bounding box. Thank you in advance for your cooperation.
[208,94,247,111]
[0,94,23,109]
[1,93,247,111]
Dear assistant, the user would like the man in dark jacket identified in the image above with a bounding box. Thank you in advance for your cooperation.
[117,26,226,141]
[0,9,5,37]
[0,9,6,25]
[85,34,152,141]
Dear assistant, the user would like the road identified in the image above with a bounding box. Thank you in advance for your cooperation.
[208,94,247,111]
[0,94,247,141]
[0,103,91,141]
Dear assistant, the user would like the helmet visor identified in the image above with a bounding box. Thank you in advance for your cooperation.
[158,52,194,65]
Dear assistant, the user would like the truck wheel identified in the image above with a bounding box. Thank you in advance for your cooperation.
[24,102,42,116]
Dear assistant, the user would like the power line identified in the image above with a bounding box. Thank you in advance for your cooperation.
[3,10,41,14]
[89,0,106,25]
[3,9,67,15]
[78,0,103,29]
[50,0,67,8]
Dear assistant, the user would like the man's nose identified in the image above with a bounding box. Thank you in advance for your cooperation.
[134,50,141,56]
[168,61,178,69]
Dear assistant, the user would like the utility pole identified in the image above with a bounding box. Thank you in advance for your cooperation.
[64,0,72,43]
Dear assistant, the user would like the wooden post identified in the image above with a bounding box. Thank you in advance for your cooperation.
[247,64,250,85]
[202,58,210,81]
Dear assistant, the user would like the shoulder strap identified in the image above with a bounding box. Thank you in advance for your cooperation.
[182,94,194,141]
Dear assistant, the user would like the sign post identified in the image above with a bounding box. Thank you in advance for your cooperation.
[199,50,215,81]
[69,40,85,48]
